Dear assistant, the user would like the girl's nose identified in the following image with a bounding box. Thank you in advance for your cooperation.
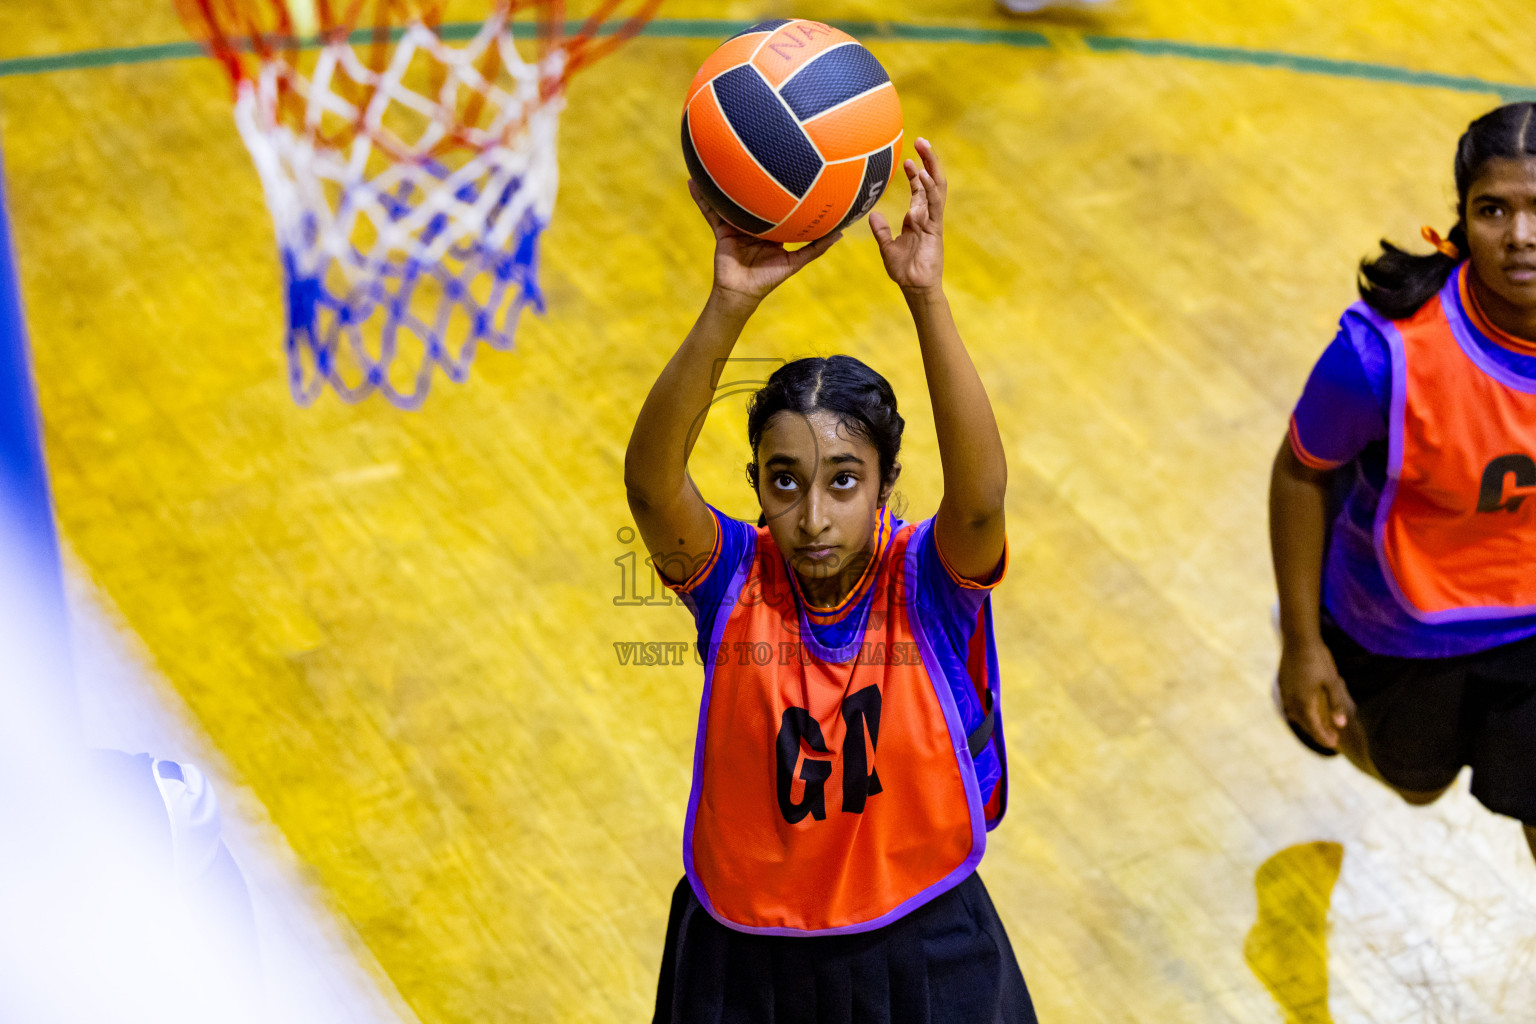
[800,488,829,536]
[1510,210,1536,248]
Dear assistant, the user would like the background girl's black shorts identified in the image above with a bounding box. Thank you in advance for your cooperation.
[1321,611,1536,826]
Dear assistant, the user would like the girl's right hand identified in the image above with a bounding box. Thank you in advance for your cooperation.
[689,180,840,305]
[1277,637,1355,750]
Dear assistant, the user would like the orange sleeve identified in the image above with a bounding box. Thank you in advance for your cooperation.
[1289,414,1347,471]
[657,512,722,595]
[934,530,1009,591]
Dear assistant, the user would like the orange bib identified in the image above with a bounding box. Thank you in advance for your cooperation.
[1373,265,1536,622]
[683,521,990,935]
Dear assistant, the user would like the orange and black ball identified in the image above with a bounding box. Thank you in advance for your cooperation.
[682,20,904,243]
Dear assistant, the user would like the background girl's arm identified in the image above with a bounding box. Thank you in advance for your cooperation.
[1269,438,1354,748]
[1268,329,1385,748]
[623,184,840,577]
[872,138,1007,580]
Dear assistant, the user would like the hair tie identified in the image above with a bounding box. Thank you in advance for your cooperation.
[1421,225,1460,260]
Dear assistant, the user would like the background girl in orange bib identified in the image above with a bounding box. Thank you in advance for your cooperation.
[626,139,1036,1022]
[1271,102,1536,866]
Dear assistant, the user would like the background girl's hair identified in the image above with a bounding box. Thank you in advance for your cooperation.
[744,356,904,527]
[1359,102,1536,319]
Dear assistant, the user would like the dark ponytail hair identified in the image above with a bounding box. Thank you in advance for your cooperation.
[745,355,904,527]
[1359,102,1536,319]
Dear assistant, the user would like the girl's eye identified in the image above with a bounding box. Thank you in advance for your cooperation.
[1480,204,1503,218]
[773,473,798,491]
[831,472,857,490]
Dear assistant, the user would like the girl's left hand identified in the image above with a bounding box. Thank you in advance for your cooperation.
[689,179,840,305]
[870,137,946,294]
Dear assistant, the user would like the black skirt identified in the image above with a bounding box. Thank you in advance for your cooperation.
[653,871,1038,1024]
[1321,610,1536,824]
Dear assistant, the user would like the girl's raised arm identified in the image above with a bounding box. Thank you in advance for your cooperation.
[871,138,1007,580]
[624,184,840,579]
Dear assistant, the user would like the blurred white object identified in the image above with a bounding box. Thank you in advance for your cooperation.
[156,758,222,876]
[0,523,258,1024]
[67,566,420,1024]
[0,513,415,1024]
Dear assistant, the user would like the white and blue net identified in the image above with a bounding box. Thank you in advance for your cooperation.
[233,12,562,408]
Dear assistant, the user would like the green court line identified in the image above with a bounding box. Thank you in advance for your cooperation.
[1,17,1533,102]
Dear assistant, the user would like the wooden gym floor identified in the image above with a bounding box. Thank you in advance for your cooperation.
[3,1,1536,1020]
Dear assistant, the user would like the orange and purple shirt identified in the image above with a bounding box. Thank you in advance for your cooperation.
[1291,262,1536,657]
[665,505,1006,935]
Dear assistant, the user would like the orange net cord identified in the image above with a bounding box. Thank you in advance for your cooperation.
[173,0,294,89]
[561,0,662,79]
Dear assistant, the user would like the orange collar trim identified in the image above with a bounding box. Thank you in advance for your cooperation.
[1460,264,1536,357]
[787,508,892,624]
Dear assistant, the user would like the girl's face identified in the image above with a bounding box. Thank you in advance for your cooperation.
[1465,156,1536,324]
[756,409,893,605]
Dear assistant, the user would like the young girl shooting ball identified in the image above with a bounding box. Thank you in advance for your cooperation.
[626,139,1038,1023]
[1272,102,1536,866]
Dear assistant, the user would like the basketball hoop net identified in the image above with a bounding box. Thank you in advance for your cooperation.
[175,0,658,408]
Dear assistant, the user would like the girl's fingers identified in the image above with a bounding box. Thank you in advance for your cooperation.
[868,210,894,246]
[907,167,928,220]
[917,172,943,225]
[914,138,946,222]
[905,157,938,226]
[789,231,842,269]
[688,179,727,232]
[915,137,945,185]
[1323,674,1355,730]
[1303,690,1338,750]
